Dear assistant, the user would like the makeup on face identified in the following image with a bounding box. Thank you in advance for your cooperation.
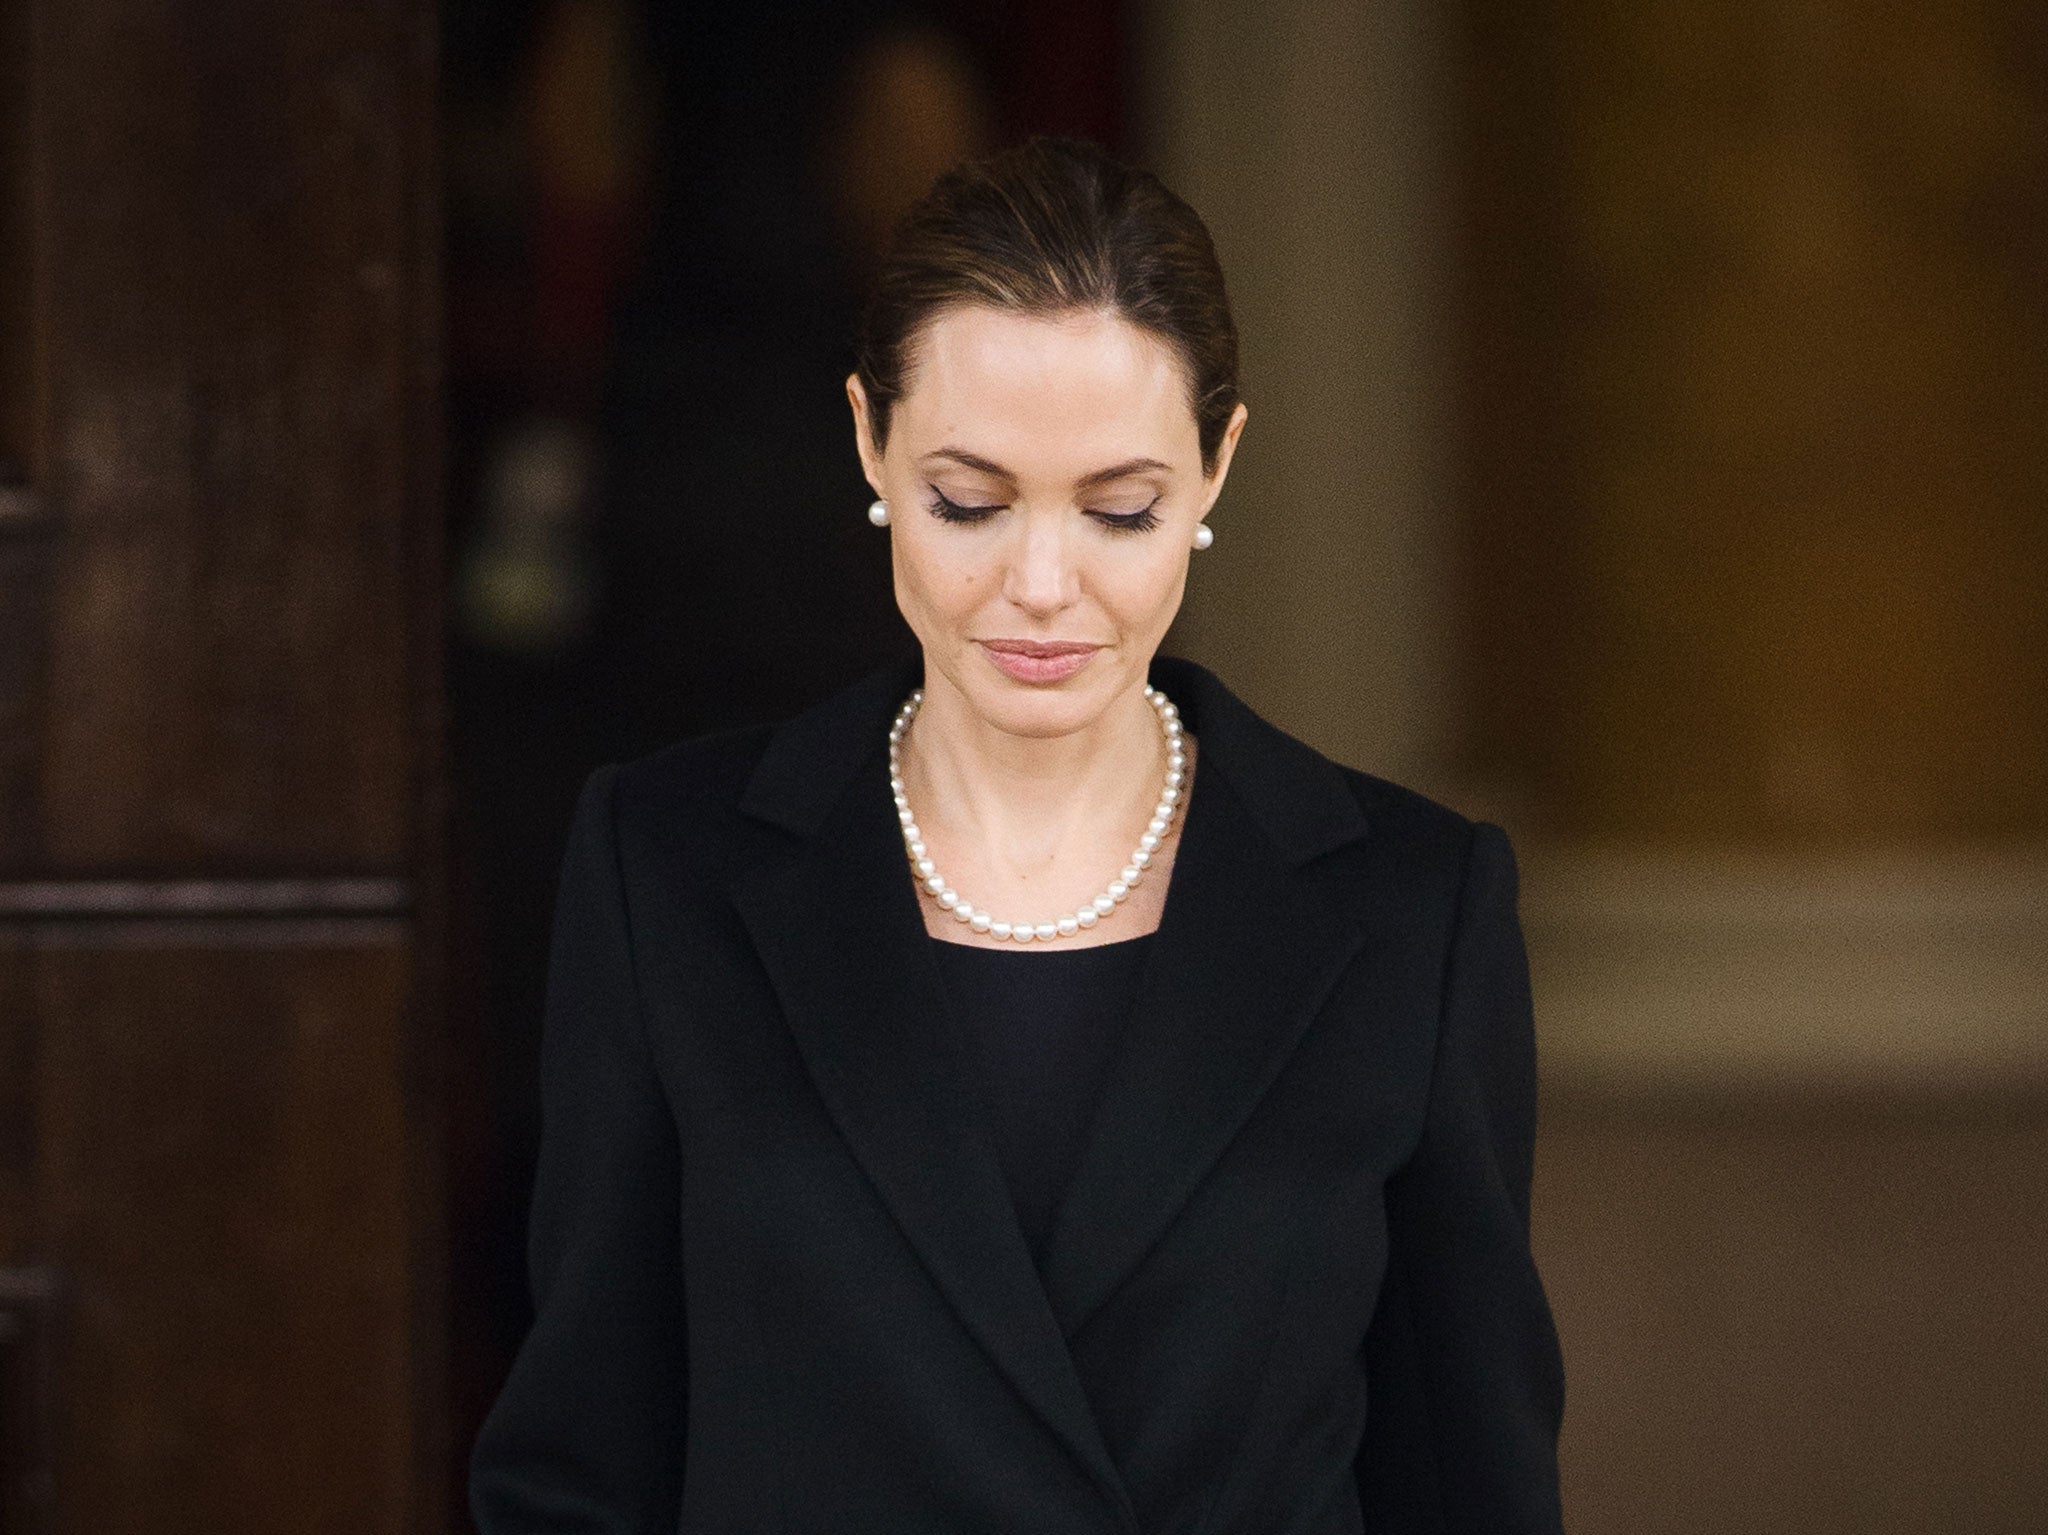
[856,305,1227,733]
[977,638,1100,686]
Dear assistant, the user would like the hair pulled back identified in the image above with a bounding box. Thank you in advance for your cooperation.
[854,137,1241,474]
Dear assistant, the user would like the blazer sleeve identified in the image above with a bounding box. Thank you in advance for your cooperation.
[1354,821,1566,1533]
[471,764,688,1533]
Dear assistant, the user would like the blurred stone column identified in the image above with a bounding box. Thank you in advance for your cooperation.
[1139,0,1462,795]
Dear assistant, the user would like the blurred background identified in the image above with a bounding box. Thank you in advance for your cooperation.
[1,0,2042,1530]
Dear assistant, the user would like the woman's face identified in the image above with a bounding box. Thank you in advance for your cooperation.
[849,304,1245,739]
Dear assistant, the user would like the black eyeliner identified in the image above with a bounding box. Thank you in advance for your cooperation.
[1088,496,1162,534]
[924,487,1163,532]
[926,487,1003,523]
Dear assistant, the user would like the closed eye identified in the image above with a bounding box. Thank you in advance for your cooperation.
[927,488,1004,524]
[1087,499,1162,534]
[926,488,1163,534]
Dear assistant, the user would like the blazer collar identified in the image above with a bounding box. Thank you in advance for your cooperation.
[730,654,1371,1521]
[737,652,1369,863]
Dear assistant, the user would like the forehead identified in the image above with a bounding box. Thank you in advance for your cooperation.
[894,305,1198,469]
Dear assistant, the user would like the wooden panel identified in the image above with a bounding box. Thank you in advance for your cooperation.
[0,0,49,872]
[1461,0,2048,843]
[0,1265,59,1535]
[31,942,417,1535]
[0,0,32,484]
[32,0,430,871]
[3,0,446,1528]
[0,940,29,1264]
[0,537,52,869]
[1535,1099,2048,1534]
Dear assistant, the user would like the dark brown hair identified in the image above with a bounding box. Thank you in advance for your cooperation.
[854,137,1241,474]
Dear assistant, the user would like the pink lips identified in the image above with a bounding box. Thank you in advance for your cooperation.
[979,639,1101,685]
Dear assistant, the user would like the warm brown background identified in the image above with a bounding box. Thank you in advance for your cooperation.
[1459,0,2048,847]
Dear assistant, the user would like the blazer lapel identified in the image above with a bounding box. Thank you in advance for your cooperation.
[725,656,1370,1502]
[1036,659,1371,1339]
[729,662,1138,1527]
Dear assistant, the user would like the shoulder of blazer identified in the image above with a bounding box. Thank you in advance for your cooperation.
[599,658,924,894]
[1144,655,1483,881]
[1333,762,1484,872]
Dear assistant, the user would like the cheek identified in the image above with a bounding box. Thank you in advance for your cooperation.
[893,532,985,626]
[1100,548,1190,631]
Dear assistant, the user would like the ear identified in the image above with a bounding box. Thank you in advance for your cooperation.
[1197,401,1249,517]
[847,373,887,496]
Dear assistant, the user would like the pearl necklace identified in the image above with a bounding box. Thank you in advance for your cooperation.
[889,685,1186,944]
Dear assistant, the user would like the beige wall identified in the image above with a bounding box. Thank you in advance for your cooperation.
[1140,0,1462,795]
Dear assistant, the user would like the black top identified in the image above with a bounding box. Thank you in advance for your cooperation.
[930,933,1155,1262]
[471,656,1565,1535]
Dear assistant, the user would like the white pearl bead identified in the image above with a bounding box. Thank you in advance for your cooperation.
[889,682,1186,943]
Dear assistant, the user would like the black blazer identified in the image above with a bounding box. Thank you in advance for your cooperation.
[471,656,1565,1534]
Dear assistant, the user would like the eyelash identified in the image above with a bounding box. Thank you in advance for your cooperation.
[926,488,1162,535]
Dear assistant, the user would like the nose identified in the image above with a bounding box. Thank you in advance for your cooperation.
[1001,510,1080,618]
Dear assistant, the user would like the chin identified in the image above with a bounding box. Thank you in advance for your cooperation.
[997,699,1096,739]
[973,671,1124,739]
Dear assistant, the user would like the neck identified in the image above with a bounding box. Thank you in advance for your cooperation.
[901,671,1165,870]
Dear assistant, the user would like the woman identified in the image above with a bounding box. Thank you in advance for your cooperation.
[472,138,1564,1533]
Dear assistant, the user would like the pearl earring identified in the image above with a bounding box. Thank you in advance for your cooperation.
[867,499,890,527]
[1193,522,1214,550]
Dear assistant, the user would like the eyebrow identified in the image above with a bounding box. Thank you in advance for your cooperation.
[921,448,1175,489]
